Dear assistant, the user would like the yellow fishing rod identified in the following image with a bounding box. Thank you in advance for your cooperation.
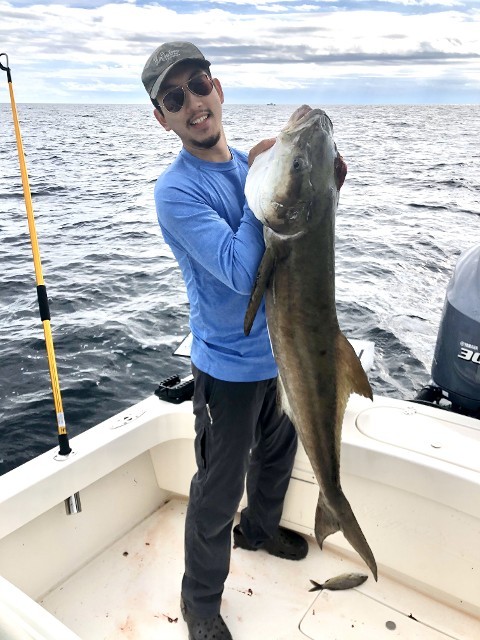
[1,55,80,509]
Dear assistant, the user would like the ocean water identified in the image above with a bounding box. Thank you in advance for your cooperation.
[1,103,479,475]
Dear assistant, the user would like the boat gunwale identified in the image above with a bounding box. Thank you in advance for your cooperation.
[0,393,479,541]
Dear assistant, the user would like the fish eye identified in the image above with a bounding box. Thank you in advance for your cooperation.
[292,156,305,172]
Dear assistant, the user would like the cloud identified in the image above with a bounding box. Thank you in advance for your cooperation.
[0,0,478,104]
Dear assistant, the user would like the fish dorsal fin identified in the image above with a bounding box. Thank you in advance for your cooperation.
[336,332,373,401]
[244,246,275,336]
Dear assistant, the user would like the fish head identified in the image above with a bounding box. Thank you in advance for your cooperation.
[246,105,346,237]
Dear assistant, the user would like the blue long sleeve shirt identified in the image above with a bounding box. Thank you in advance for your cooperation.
[154,147,277,382]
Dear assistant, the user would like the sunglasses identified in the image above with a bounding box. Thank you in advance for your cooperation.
[160,73,214,114]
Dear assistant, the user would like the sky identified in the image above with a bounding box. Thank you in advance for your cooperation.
[0,0,479,105]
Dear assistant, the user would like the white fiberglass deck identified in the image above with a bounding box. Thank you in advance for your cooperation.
[40,498,479,640]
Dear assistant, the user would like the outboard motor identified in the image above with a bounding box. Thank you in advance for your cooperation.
[415,245,480,418]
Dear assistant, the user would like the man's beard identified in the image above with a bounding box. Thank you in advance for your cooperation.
[190,131,221,150]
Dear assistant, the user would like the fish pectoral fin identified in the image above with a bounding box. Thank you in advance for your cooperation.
[244,246,275,336]
[336,332,373,400]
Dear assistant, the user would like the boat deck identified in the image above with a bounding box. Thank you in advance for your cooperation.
[40,498,479,640]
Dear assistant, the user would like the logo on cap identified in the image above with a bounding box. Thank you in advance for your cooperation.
[154,50,181,65]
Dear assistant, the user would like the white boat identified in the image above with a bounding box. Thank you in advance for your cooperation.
[0,348,479,638]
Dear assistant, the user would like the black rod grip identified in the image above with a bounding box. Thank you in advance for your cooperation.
[36,284,51,321]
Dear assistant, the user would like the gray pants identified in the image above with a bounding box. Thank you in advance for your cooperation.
[181,364,298,618]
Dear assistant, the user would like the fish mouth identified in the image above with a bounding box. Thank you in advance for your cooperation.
[292,105,313,124]
[285,105,333,134]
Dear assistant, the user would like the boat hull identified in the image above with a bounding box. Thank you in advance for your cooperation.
[0,393,479,638]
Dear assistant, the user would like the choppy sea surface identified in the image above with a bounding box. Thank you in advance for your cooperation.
[1,103,479,475]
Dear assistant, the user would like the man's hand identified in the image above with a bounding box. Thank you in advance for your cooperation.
[248,138,276,167]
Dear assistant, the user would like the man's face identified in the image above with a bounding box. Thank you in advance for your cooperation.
[155,62,225,157]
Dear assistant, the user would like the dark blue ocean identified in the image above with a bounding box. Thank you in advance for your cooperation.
[1,103,479,475]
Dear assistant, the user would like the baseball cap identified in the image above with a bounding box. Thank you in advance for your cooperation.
[142,42,211,100]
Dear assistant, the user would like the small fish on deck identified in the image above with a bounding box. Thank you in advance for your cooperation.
[309,572,369,592]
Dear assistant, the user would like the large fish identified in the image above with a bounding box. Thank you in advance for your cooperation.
[244,105,377,580]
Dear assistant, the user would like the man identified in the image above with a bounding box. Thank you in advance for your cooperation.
[141,42,308,640]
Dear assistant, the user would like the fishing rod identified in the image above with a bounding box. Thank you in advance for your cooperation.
[1,53,81,514]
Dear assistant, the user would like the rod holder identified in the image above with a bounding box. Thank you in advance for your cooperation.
[65,492,82,515]
[54,451,82,515]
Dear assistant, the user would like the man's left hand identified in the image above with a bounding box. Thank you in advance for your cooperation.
[248,138,276,167]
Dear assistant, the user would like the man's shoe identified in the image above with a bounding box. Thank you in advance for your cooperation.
[233,525,308,561]
[180,597,233,640]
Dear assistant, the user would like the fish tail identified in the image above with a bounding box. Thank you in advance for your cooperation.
[314,494,378,581]
[340,496,378,581]
[308,579,323,592]
[314,499,341,547]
